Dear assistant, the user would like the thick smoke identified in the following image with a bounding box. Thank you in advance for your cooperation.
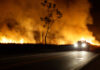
[0,0,43,43]
[49,0,99,44]
[0,0,99,44]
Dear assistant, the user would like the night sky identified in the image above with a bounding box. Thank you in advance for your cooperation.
[88,0,100,41]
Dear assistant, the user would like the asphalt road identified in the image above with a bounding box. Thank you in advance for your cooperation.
[0,51,98,70]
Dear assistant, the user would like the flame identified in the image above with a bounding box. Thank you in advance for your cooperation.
[59,40,65,45]
[57,36,100,46]
[0,0,100,46]
[80,37,100,45]
[0,36,24,44]
[80,37,94,44]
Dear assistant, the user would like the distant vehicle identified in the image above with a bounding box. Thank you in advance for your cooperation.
[74,40,90,51]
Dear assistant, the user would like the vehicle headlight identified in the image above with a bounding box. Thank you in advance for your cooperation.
[74,43,78,48]
[81,43,87,48]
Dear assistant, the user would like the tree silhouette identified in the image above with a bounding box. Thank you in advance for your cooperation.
[40,0,62,44]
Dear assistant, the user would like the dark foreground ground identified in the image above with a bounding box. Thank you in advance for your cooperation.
[0,44,74,57]
[81,54,100,70]
[0,44,100,70]
[0,51,98,70]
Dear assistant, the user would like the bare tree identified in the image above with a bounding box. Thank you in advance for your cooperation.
[40,0,62,44]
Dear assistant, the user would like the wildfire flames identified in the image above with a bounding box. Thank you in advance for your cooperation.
[0,0,99,45]
[0,36,24,44]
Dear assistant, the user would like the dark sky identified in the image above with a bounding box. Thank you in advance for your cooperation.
[88,0,100,41]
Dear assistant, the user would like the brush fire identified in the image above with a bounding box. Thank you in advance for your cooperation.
[0,36,24,44]
[0,0,99,45]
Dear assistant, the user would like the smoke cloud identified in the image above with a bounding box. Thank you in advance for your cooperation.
[0,0,99,44]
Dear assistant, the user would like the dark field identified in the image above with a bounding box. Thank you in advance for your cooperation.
[0,44,100,70]
[0,44,74,56]
[0,44,100,55]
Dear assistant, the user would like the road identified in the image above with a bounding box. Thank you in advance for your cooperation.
[0,51,98,70]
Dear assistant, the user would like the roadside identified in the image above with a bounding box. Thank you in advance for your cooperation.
[81,54,100,70]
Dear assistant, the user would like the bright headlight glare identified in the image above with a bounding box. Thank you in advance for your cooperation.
[82,43,87,47]
[74,43,78,48]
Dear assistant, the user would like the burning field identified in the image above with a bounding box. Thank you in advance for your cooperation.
[0,0,99,45]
